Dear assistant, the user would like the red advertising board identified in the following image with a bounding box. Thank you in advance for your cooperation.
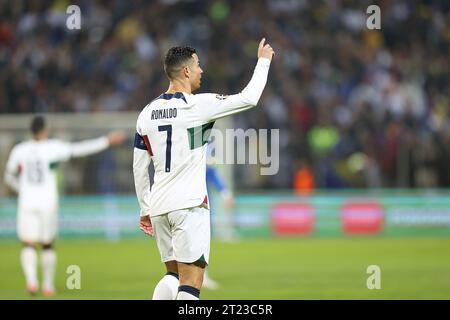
[341,201,384,234]
[271,203,315,235]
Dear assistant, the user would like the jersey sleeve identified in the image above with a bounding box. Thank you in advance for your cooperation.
[133,120,152,217]
[48,137,109,163]
[47,140,72,163]
[4,146,21,192]
[69,137,109,158]
[195,57,271,122]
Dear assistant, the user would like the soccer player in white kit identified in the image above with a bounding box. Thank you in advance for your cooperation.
[133,38,274,300]
[4,116,125,296]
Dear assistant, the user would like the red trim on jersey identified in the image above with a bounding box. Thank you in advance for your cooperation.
[143,135,154,156]
[203,195,208,205]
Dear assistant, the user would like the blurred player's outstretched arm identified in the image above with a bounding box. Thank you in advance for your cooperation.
[197,38,275,122]
[67,130,126,158]
[44,130,126,163]
[4,130,126,193]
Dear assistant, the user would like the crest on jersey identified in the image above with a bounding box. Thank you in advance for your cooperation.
[215,94,228,100]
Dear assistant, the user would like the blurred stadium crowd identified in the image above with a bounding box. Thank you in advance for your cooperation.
[0,0,449,191]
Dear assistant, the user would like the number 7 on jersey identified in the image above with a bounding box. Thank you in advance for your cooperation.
[158,125,172,172]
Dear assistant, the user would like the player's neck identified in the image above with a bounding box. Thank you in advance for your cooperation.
[34,133,48,141]
[166,80,191,95]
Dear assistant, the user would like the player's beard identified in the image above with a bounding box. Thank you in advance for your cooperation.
[193,77,201,92]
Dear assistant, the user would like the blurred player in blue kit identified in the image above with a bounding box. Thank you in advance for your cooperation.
[203,160,236,290]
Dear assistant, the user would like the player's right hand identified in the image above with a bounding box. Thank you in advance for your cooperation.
[107,130,126,146]
[258,38,275,61]
[140,215,154,237]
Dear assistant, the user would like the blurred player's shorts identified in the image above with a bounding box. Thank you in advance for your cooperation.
[17,205,58,243]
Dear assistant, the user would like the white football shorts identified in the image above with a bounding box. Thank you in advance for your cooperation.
[151,206,210,265]
[17,205,58,244]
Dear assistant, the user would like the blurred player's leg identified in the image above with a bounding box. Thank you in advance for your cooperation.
[18,208,40,295]
[41,244,56,296]
[20,244,38,295]
[219,191,238,242]
[41,210,58,296]
[220,206,239,242]
[152,261,179,300]
[202,269,219,290]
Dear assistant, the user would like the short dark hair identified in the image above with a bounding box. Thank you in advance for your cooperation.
[30,115,46,135]
[164,46,197,80]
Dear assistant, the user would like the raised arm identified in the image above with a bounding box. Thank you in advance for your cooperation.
[198,38,275,122]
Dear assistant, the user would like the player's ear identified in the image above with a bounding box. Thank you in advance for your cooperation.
[183,66,190,79]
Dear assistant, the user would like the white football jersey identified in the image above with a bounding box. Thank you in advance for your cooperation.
[133,57,271,217]
[4,137,109,211]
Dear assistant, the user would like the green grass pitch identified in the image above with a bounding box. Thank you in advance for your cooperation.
[1,236,449,299]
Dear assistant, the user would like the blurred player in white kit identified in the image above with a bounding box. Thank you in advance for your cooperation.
[4,115,126,296]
